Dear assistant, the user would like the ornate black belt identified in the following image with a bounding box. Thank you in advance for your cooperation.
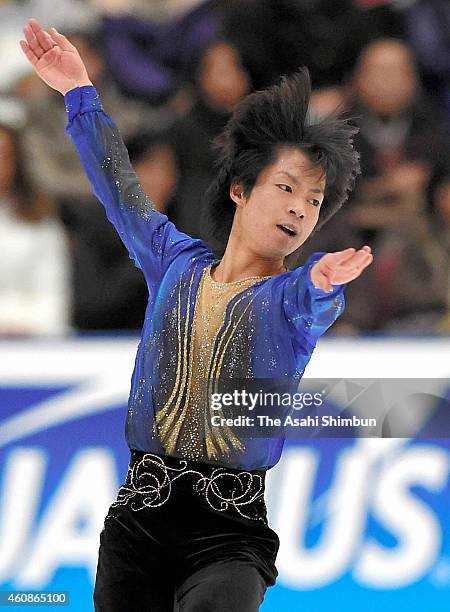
[109,450,268,524]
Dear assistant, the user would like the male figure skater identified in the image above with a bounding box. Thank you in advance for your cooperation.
[21,18,373,612]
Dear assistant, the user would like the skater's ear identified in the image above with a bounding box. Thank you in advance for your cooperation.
[230,183,245,207]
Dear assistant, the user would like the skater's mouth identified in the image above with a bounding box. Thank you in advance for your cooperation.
[276,224,298,237]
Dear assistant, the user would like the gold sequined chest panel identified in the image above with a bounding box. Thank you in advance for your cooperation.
[155,263,269,462]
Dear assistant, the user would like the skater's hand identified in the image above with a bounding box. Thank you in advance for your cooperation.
[310,246,373,292]
[20,18,92,95]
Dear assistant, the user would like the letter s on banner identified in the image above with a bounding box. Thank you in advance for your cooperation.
[355,446,449,588]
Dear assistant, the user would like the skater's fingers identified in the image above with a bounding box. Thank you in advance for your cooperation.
[28,17,45,35]
[324,248,357,267]
[40,30,55,52]
[23,24,44,58]
[29,18,53,51]
[332,253,373,283]
[343,249,373,270]
[27,18,49,51]
[19,40,39,66]
[49,27,76,52]
[358,252,374,271]
[327,246,373,272]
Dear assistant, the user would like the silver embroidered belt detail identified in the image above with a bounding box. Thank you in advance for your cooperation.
[108,451,268,523]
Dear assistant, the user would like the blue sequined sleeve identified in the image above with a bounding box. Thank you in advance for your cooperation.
[64,85,204,290]
[283,252,345,350]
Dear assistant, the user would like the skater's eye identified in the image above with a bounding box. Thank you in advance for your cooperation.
[276,184,292,193]
[308,198,321,207]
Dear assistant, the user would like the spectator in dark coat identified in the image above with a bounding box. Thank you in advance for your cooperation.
[223,0,405,90]
[347,38,448,243]
[70,129,177,331]
[168,40,250,248]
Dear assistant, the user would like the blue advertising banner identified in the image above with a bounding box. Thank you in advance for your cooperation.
[0,338,449,611]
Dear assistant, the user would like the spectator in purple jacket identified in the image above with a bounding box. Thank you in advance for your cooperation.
[100,0,223,103]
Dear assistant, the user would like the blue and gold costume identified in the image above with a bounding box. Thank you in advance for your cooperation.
[65,85,345,471]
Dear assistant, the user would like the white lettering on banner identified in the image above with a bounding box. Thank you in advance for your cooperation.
[15,449,118,587]
[355,446,449,587]
[271,444,449,589]
[274,447,370,588]
[0,448,47,581]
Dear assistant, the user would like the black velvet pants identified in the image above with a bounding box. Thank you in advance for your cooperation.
[94,450,280,611]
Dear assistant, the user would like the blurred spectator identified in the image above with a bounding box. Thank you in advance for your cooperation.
[426,166,450,331]
[299,179,449,334]
[169,40,250,245]
[69,204,149,331]
[348,38,448,241]
[339,38,450,331]
[100,0,222,103]
[223,0,405,91]
[69,128,178,331]
[350,159,450,334]
[310,86,349,118]
[301,62,449,333]
[353,0,408,36]
[405,0,450,127]
[369,205,448,331]
[127,130,178,214]
[20,28,167,203]
[0,121,71,335]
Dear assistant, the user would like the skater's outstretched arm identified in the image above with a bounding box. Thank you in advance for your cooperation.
[20,18,207,290]
[283,246,372,356]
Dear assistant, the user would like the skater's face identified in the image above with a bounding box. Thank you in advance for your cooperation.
[231,147,326,259]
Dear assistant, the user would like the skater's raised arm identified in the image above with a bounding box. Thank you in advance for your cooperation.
[20,18,206,290]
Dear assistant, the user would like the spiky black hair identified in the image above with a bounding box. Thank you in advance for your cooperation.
[202,67,361,264]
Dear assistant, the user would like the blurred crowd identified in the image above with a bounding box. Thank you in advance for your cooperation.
[0,0,449,336]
